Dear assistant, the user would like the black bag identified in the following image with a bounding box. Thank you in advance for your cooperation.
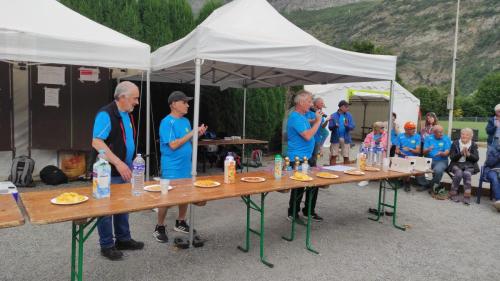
[9,156,35,187]
[40,165,68,185]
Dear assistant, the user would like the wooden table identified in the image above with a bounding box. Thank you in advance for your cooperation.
[0,195,25,229]
[198,138,268,172]
[21,167,419,279]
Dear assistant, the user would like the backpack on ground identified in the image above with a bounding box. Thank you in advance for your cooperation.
[247,149,263,167]
[40,165,68,186]
[9,156,35,187]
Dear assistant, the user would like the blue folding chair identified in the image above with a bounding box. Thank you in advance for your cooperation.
[476,166,493,204]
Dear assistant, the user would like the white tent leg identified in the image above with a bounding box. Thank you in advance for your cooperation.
[242,88,247,169]
[146,70,151,181]
[189,58,202,246]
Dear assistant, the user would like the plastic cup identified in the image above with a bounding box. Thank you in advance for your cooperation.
[160,179,170,195]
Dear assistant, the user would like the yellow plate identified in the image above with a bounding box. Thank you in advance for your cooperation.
[316,172,339,179]
[290,176,313,182]
[344,170,365,176]
[194,180,221,188]
[241,177,266,183]
[363,166,380,172]
[51,194,89,205]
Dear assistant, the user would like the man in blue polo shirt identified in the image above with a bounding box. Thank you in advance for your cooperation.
[287,90,322,224]
[153,91,208,243]
[92,81,144,261]
[418,125,451,192]
[394,121,421,157]
[394,121,421,191]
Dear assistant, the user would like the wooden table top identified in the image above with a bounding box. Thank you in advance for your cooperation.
[198,138,268,146]
[21,168,417,225]
[0,195,25,229]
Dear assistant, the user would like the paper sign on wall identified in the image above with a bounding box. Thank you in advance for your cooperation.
[44,87,60,108]
[78,67,100,82]
[37,66,66,85]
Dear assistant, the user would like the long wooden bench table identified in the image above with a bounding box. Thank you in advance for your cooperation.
[0,195,24,229]
[21,168,419,280]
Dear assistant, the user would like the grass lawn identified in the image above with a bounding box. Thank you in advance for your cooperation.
[439,120,487,141]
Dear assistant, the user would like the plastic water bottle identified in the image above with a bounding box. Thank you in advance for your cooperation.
[131,154,145,196]
[224,156,236,184]
[274,155,283,179]
[301,156,309,174]
[366,145,374,166]
[93,150,111,199]
[376,144,384,166]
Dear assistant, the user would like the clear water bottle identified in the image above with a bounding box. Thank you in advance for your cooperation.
[131,154,145,196]
[366,145,374,166]
[93,150,111,199]
[376,144,384,166]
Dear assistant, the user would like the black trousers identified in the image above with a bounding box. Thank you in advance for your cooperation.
[288,145,320,216]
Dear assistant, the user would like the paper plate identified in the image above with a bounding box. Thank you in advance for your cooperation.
[290,176,313,182]
[194,180,221,188]
[344,170,365,176]
[144,184,173,192]
[316,172,339,179]
[241,177,266,183]
[50,195,89,205]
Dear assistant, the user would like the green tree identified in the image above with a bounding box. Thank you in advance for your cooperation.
[195,0,223,26]
[474,71,500,115]
[140,0,173,51]
[413,87,448,117]
[168,0,194,40]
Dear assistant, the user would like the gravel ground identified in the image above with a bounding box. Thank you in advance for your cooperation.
[2,177,499,281]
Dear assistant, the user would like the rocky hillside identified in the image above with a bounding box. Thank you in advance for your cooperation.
[189,0,499,94]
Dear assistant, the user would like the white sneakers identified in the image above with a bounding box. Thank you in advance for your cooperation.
[494,200,500,212]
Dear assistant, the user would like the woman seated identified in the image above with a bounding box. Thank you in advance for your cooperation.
[363,121,388,150]
[484,139,500,211]
[447,128,480,205]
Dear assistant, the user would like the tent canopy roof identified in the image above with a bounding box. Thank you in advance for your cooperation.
[0,0,150,70]
[149,0,397,89]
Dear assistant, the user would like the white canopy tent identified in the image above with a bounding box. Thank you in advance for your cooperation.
[147,0,397,243]
[0,0,151,178]
[305,81,420,144]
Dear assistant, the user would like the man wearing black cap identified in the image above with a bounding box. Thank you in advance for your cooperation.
[328,100,355,165]
[153,91,208,243]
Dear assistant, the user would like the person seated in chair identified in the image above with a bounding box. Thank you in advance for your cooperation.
[417,125,451,193]
[484,139,500,211]
[447,128,479,205]
[394,121,421,192]
[363,121,388,150]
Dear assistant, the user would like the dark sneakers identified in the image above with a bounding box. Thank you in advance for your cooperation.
[302,212,324,222]
[287,214,306,226]
[174,220,192,234]
[153,225,168,243]
[101,246,123,261]
[115,239,144,251]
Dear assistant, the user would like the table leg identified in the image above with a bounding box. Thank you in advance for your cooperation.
[282,190,297,242]
[305,188,319,254]
[71,218,99,281]
[369,180,406,231]
[237,194,274,268]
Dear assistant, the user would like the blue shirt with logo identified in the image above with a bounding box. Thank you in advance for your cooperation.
[287,111,315,160]
[305,110,323,144]
[92,111,135,165]
[424,135,451,161]
[160,115,192,179]
[394,133,421,157]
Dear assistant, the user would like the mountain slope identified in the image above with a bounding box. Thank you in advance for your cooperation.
[285,0,500,94]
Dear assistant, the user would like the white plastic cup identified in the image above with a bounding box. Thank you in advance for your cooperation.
[382,158,390,172]
[160,179,170,195]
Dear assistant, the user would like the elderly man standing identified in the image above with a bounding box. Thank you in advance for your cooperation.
[328,100,355,165]
[287,90,322,224]
[486,104,500,147]
[307,97,329,166]
[92,81,144,261]
[418,125,451,193]
[154,91,208,243]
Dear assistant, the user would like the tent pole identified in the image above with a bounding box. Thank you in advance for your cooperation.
[146,70,151,181]
[189,58,202,246]
[387,81,395,153]
[242,87,247,169]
